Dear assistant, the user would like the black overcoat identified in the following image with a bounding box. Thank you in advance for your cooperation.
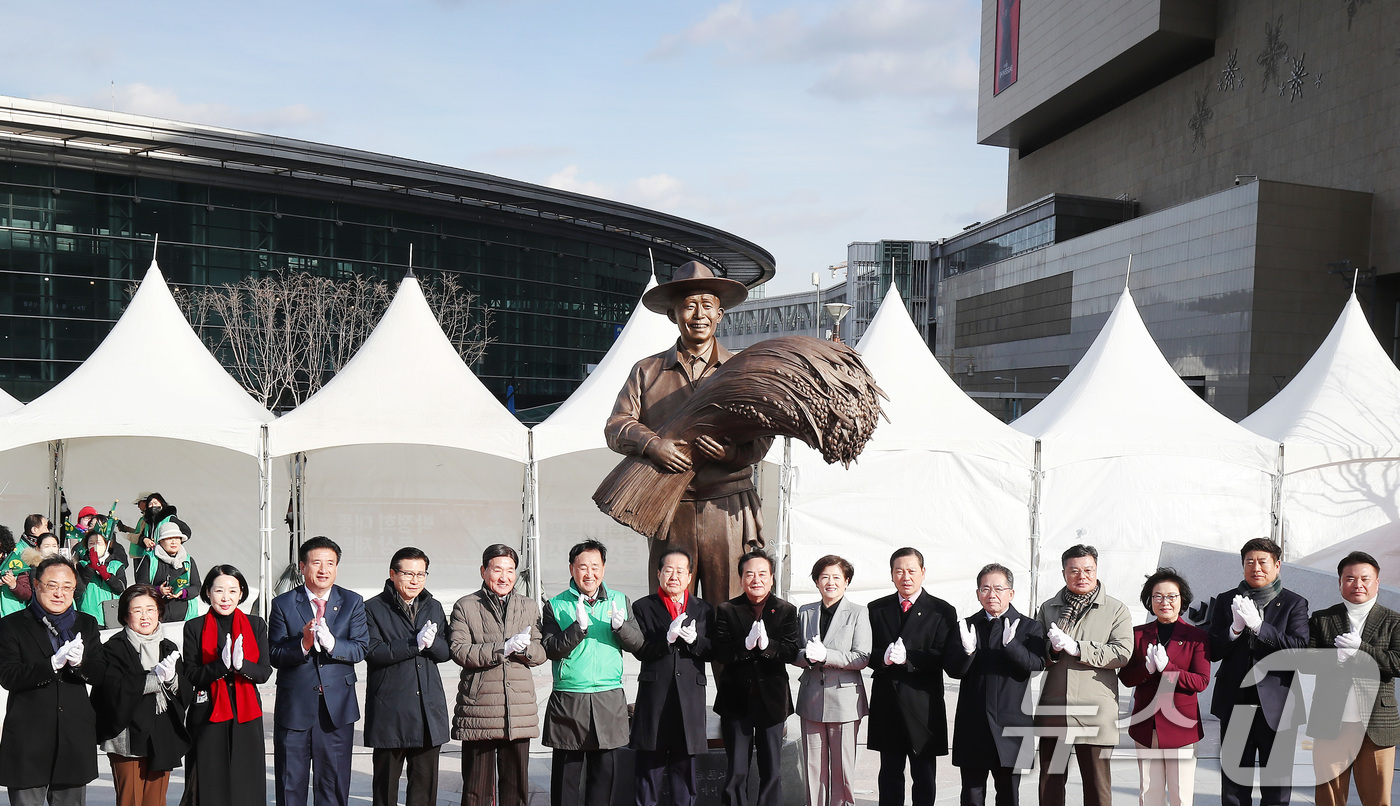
[364,582,452,749]
[629,593,712,754]
[1207,586,1309,730]
[91,632,192,771]
[712,593,800,728]
[867,589,959,756]
[944,604,1046,769]
[0,607,106,788]
[183,612,272,806]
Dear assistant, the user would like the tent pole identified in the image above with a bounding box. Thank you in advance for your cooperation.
[775,437,793,599]
[1271,443,1286,557]
[525,431,541,604]
[49,440,65,525]
[259,425,272,620]
[1029,439,1043,609]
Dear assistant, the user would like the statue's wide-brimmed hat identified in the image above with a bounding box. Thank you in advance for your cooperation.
[642,260,749,314]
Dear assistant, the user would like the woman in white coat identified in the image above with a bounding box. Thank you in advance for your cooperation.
[791,555,871,806]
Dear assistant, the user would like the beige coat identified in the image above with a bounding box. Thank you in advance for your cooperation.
[449,589,547,742]
[1034,586,1133,745]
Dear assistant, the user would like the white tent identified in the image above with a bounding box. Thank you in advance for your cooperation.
[1241,295,1400,570]
[1013,287,1276,617]
[0,388,19,415]
[266,273,529,596]
[781,286,1037,615]
[0,389,41,533]
[0,262,272,592]
[530,277,680,597]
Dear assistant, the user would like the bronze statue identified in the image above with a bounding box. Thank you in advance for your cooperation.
[600,261,885,607]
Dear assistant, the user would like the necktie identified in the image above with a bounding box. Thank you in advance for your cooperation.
[313,597,326,623]
[901,599,912,613]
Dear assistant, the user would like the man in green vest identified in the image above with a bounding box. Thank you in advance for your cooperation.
[541,540,644,806]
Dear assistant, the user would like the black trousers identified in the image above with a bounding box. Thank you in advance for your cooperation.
[721,714,784,806]
[463,738,531,806]
[1219,709,1296,806]
[959,764,1019,806]
[371,745,441,806]
[551,748,619,806]
[635,748,698,806]
[878,748,937,806]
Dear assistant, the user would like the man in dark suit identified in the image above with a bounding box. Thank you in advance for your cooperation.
[269,536,370,806]
[1208,537,1309,806]
[1307,550,1400,806]
[629,548,712,806]
[868,547,960,806]
[364,547,452,806]
[713,550,800,806]
[0,557,106,806]
[946,562,1045,806]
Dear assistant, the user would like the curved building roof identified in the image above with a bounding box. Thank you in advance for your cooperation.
[0,95,774,286]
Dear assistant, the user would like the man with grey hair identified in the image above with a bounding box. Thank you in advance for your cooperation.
[1035,545,1132,806]
[947,563,1046,806]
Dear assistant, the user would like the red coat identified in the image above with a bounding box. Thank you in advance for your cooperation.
[1119,619,1210,749]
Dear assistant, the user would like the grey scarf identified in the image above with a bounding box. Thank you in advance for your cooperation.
[1057,583,1102,631]
[124,627,171,714]
[1237,577,1283,608]
[152,541,188,567]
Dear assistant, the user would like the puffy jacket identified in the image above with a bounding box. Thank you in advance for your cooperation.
[448,589,546,742]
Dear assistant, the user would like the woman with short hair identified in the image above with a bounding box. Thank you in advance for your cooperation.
[92,584,190,806]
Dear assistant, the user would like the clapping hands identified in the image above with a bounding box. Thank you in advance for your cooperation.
[744,619,769,651]
[1336,629,1362,662]
[1047,624,1080,657]
[884,637,907,666]
[415,620,438,652]
[152,650,180,683]
[804,637,828,665]
[502,630,531,656]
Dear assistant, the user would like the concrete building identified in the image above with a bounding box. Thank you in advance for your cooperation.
[934,0,1396,421]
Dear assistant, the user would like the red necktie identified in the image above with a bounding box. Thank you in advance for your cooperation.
[901,599,912,613]
[314,597,326,622]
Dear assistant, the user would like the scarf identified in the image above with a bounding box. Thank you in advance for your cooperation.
[125,626,172,714]
[659,586,688,620]
[151,542,192,594]
[1056,583,1101,631]
[200,609,262,723]
[1237,577,1283,608]
[29,596,78,651]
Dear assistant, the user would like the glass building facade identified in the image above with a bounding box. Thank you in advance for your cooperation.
[0,97,773,408]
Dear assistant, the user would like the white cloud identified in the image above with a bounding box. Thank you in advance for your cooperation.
[650,0,979,107]
[544,165,611,197]
[42,83,324,131]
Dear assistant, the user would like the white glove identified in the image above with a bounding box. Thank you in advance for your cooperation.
[677,621,698,645]
[744,620,762,650]
[1238,597,1263,632]
[232,635,245,670]
[1151,642,1170,672]
[314,620,336,653]
[65,634,84,667]
[416,620,437,652]
[959,620,977,655]
[756,619,769,650]
[221,634,233,668]
[885,637,908,665]
[50,639,73,671]
[1336,630,1362,662]
[503,630,530,656]
[154,651,180,683]
[1048,624,1079,657]
[666,614,686,645]
[1144,642,1160,674]
[609,601,626,631]
[1003,618,1020,646]
[1230,595,1248,633]
[805,637,828,665]
[574,597,589,628]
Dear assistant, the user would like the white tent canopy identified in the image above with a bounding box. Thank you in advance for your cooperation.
[530,276,679,596]
[267,273,529,595]
[0,388,19,416]
[0,262,272,588]
[782,286,1036,614]
[1013,287,1275,616]
[1241,295,1400,565]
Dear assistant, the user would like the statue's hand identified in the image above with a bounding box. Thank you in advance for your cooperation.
[692,435,734,463]
[645,437,693,473]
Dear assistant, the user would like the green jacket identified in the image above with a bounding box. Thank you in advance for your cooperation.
[0,548,30,616]
[542,582,643,693]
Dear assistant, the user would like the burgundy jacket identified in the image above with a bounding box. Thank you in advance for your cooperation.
[1119,619,1211,749]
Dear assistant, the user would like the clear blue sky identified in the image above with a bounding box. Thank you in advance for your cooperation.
[3,0,1008,295]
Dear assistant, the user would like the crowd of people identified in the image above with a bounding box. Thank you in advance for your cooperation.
[0,495,1396,806]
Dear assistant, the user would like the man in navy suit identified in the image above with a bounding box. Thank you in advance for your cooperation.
[269,536,370,806]
[1208,537,1309,806]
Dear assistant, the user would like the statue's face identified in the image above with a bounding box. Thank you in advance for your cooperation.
[668,293,723,349]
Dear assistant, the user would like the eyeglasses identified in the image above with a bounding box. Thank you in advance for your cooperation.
[1150,594,1180,603]
[40,582,76,594]
[394,570,428,580]
[977,586,1011,595]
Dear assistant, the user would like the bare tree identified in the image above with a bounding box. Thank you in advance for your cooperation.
[173,270,493,410]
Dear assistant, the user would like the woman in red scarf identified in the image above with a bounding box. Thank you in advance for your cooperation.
[182,564,271,806]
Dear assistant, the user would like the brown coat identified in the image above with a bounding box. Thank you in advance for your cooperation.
[449,589,547,742]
